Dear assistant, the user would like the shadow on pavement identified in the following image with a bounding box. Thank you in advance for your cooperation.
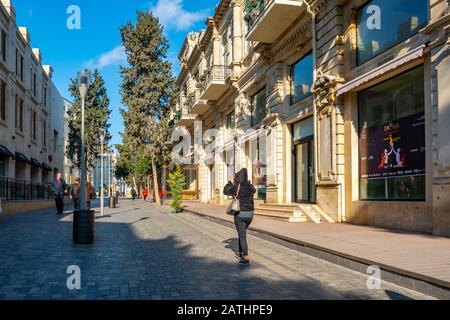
[0,203,423,301]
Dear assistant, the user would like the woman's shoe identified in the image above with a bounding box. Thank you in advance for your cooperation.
[239,256,250,266]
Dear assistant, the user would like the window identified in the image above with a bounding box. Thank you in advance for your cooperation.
[31,110,36,141]
[184,169,197,191]
[20,55,24,81]
[227,111,235,130]
[0,80,5,121]
[250,88,266,127]
[15,95,23,132]
[359,66,425,201]
[356,0,428,65]
[32,73,37,96]
[42,120,47,147]
[1,30,6,62]
[15,49,18,75]
[42,86,47,108]
[53,130,59,152]
[290,52,313,105]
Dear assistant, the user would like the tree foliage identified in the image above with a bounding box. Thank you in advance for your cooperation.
[117,11,176,195]
[167,166,186,213]
[67,69,111,171]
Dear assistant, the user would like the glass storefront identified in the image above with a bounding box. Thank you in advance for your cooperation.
[358,66,425,201]
[357,0,428,65]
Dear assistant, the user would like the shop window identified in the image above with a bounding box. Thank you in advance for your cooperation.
[356,0,428,65]
[250,88,266,127]
[290,52,313,105]
[358,66,425,201]
[184,169,197,191]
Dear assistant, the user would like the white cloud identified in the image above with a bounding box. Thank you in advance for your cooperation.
[85,46,127,70]
[150,0,208,31]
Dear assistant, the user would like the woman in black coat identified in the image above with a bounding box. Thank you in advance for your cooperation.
[224,168,256,265]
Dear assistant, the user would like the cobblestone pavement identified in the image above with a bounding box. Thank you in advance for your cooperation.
[0,199,435,300]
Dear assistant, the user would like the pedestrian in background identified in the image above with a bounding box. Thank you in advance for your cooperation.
[131,187,137,201]
[70,178,81,210]
[159,189,164,205]
[142,187,148,201]
[85,180,95,211]
[223,168,256,266]
[51,173,68,215]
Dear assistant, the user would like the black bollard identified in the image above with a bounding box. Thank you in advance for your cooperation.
[73,210,94,244]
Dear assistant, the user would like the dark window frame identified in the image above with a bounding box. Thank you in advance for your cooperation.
[250,87,266,128]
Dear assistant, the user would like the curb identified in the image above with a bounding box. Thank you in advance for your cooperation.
[183,208,450,300]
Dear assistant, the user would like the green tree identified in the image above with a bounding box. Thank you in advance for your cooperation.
[119,11,176,204]
[167,166,186,213]
[67,69,111,172]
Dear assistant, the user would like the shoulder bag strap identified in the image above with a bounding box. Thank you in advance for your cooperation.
[235,184,241,199]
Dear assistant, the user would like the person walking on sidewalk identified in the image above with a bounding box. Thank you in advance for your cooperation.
[85,180,95,211]
[223,168,256,266]
[130,187,137,201]
[69,178,81,210]
[142,188,148,201]
[51,173,68,215]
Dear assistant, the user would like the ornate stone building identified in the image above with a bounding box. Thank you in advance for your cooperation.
[173,0,450,236]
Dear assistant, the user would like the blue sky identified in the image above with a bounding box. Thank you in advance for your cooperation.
[13,0,217,146]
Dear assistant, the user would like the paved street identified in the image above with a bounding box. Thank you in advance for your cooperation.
[0,199,435,300]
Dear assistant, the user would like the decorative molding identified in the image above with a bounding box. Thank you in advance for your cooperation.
[311,71,345,115]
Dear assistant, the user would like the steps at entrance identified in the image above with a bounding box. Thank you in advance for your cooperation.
[255,203,328,223]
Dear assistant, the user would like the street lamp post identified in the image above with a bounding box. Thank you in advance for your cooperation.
[99,129,105,217]
[78,71,89,211]
[73,70,94,244]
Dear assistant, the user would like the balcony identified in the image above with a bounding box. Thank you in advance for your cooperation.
[199,65,231,101]
[176,104,197,127]
[245,0,305,43]
[187,89,209,116]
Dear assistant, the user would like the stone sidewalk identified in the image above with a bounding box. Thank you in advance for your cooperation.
[180,201,450,298]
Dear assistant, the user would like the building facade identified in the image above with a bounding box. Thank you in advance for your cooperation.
[172,0,450,236]
[0,0,65,207]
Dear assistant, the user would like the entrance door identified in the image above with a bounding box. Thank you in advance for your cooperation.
[294,139,316,203]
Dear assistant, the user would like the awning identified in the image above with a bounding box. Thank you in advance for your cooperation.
[30,158,42,168]
[336,45,426,97]
[15,152,30,164]
[41,162,52,172]
[0,145,15,158]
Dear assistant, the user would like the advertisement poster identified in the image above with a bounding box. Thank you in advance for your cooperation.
[360,113,425,180]
[252,160,267,199]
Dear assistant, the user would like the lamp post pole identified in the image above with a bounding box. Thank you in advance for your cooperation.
[78,71,89,211]
[73,70,94,244]
[100,129,105,216]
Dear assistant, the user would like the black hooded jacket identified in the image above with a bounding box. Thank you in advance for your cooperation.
[223,169,256,211]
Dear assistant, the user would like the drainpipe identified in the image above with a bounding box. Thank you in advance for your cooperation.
[303,1,319,184]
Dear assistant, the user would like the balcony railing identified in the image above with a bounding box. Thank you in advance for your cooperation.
[0,177,55,201]
[244,0,268,30]
[245,0,305,43]
[199,65,231,101]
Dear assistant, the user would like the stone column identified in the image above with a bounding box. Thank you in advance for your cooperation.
[231,0,243,66]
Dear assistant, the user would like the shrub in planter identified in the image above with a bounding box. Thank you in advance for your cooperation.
[167,166,186,213]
